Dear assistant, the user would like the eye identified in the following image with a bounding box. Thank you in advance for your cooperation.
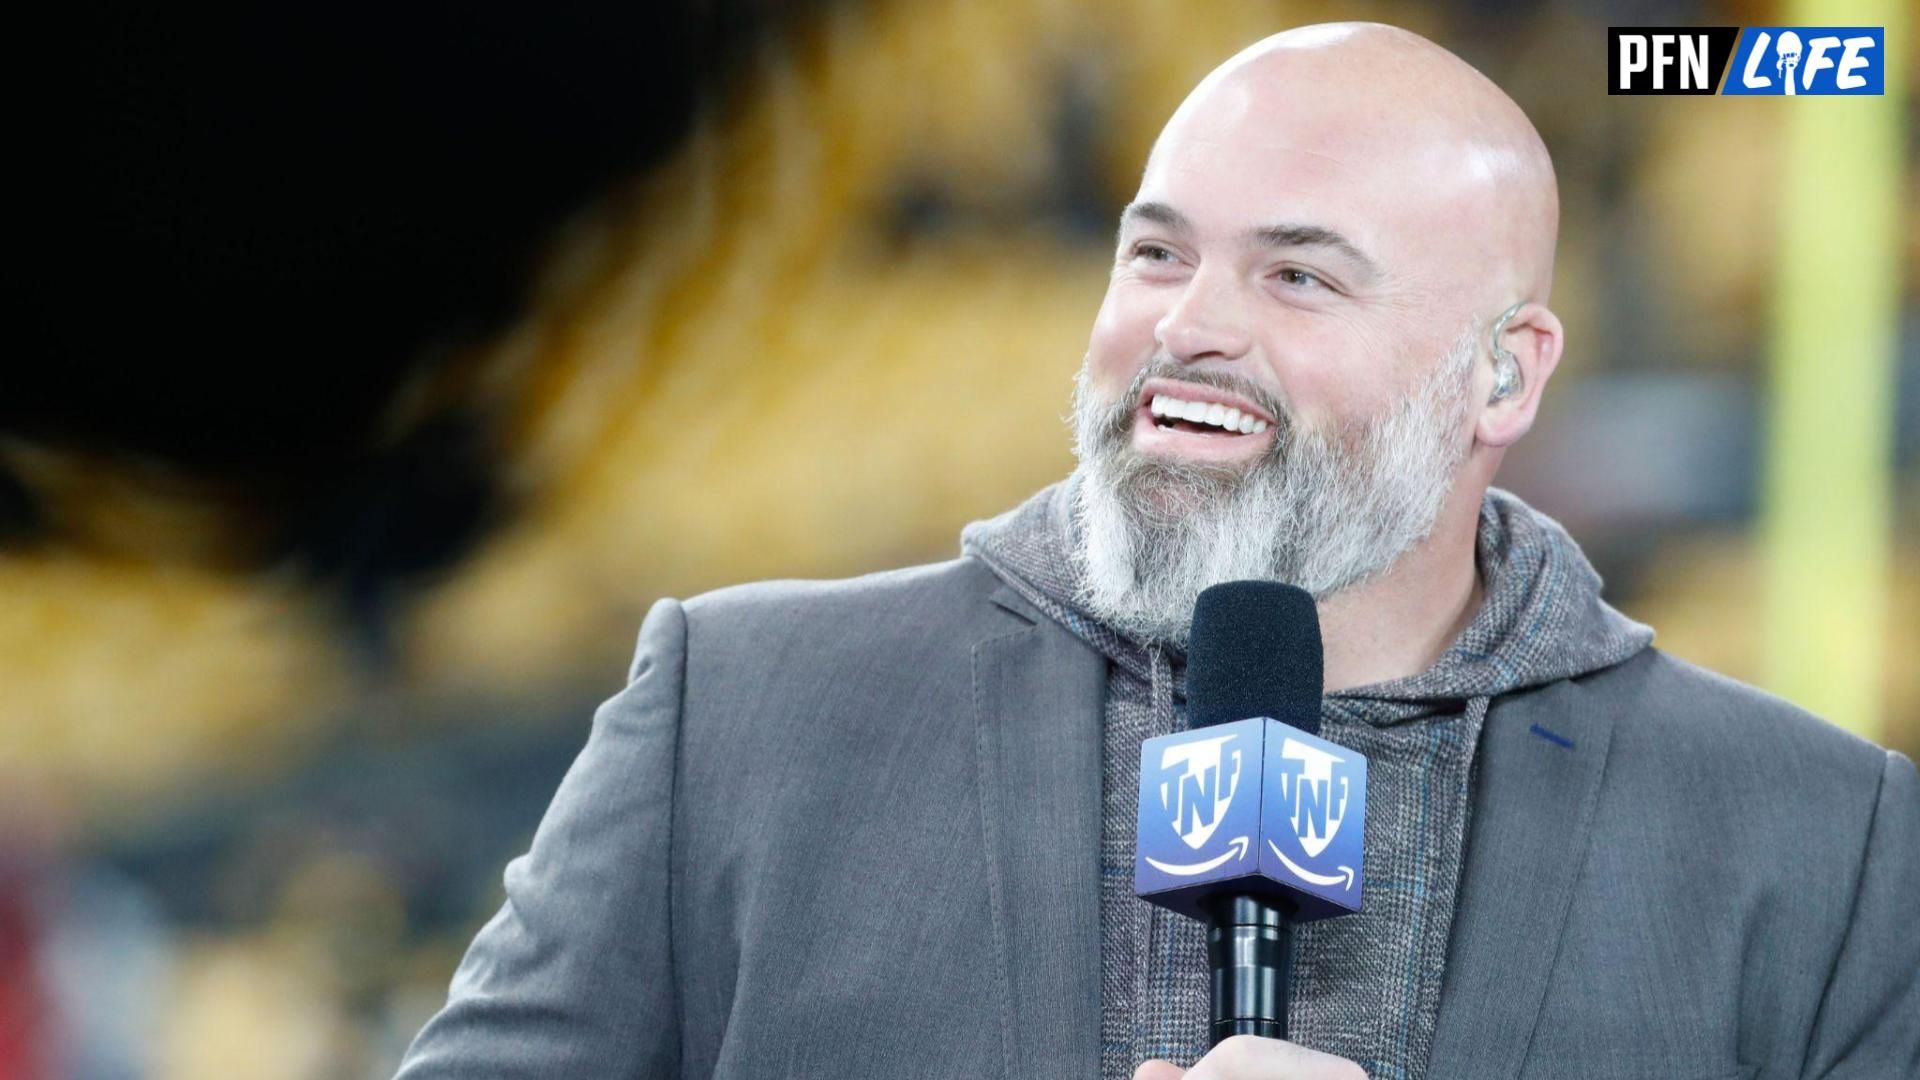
[1275,267,1325,289]
[1129,241,1178,264]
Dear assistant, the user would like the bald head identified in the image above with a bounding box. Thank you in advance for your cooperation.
[1146,22,1559,307]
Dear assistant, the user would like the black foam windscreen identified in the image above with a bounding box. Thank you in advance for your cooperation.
[1186,581,1323,734]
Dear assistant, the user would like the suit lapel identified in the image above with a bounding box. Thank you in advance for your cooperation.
[1426,675,1623,1079]
[972,584,1107,1080]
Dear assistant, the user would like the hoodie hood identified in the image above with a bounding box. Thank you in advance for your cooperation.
[960,476,1652,713]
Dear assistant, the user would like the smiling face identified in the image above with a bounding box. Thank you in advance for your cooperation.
[1066,23,1562,643]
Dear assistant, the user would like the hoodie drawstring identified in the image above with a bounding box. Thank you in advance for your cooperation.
[1149,644,1176,732]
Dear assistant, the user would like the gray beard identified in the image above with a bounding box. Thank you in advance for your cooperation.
[1067,329,1477,648]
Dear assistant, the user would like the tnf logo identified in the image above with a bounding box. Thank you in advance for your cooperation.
[1608,27,1883,96]
[1155,734,1242,851]
[1270,738,1352,857]
[1139,729,1253,878]
[1261,733,1363,894]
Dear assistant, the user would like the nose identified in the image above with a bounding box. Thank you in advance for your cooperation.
[1154,268,1253,365]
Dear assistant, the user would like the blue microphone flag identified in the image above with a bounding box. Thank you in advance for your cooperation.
[1135,717,1366,923]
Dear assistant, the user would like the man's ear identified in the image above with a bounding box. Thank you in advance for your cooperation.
[1476,302,1563,449]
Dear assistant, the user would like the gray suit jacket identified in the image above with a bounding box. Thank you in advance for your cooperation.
[397,557,1918,1079]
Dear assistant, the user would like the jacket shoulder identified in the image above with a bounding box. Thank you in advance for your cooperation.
[670,556,1022,684]
[1569,646,1896,809]
[1598,647,1884,748]
[681,555,1006,632]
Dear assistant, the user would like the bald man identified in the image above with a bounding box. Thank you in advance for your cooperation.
[397,24,1918,1080]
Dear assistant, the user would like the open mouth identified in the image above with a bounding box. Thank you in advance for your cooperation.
[1147,392,1271,437]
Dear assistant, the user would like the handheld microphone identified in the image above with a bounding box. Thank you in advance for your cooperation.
[1133,582,1368,1046]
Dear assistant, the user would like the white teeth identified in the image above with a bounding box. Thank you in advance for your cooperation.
[1148,392,1269,433]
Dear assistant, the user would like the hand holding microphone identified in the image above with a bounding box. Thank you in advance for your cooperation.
[1133,1035,1367,1080]
[1134,582,1369,1057]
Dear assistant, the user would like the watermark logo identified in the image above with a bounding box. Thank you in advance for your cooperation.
[1724,28,1883,95]
[1609,26,1882,95]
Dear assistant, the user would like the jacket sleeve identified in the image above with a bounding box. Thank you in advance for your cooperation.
[395,597,687,1079]
[1801,748,1919,1079]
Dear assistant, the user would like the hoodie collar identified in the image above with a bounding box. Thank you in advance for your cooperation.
[960,477,1651,716]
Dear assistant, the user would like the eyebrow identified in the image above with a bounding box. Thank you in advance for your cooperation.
[1118,200,1383,282]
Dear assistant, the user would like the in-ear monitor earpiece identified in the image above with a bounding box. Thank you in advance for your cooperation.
[1489,302,1524,402]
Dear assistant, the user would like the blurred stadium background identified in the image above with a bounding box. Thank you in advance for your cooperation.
[3,1,1913,1075]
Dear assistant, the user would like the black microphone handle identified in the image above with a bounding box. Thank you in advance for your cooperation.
[1205,893,1294,1045]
